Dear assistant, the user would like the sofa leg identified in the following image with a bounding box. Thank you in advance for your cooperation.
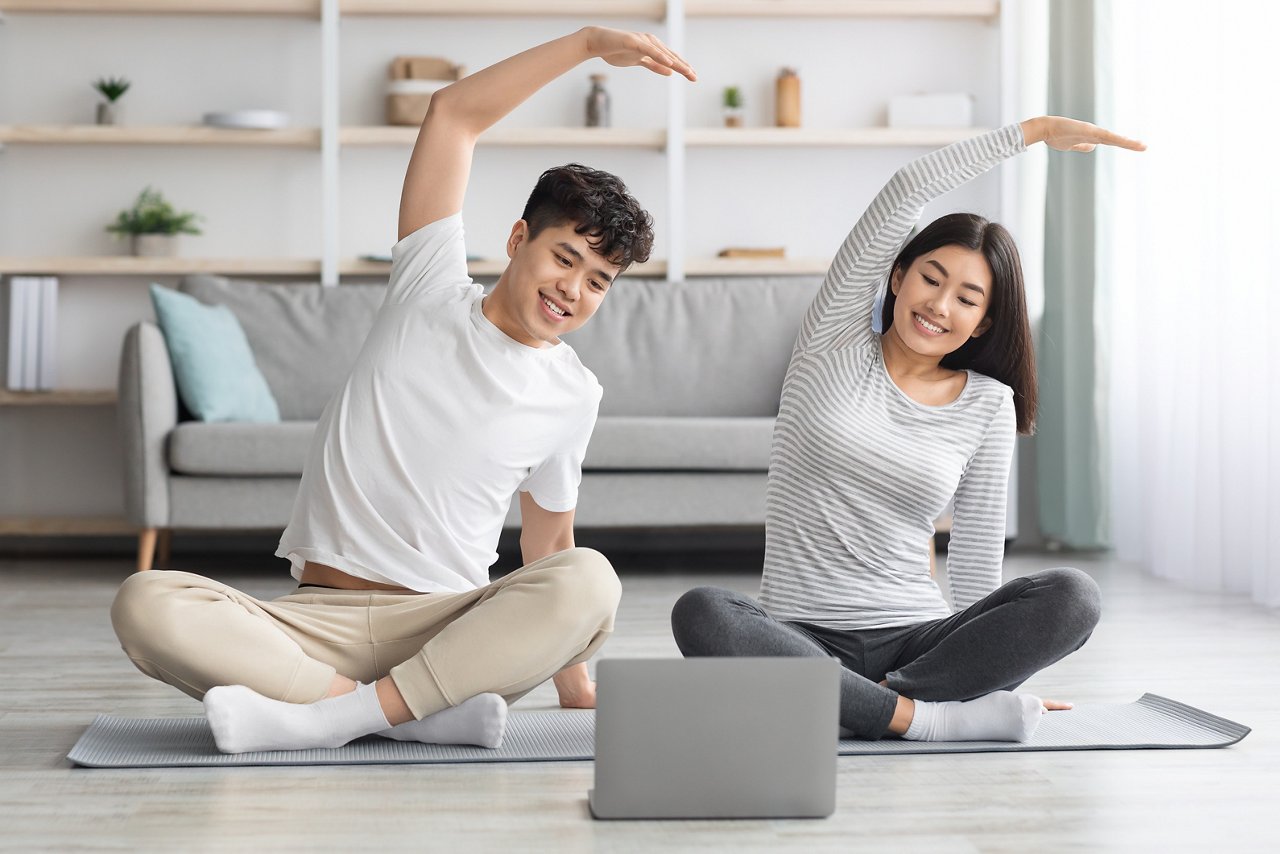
[137,528,158,572]
[156,528,172,567]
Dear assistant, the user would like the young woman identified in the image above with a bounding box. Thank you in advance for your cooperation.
[672,117,1145,742]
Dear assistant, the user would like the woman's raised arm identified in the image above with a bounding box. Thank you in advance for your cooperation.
[794,117,1143,357]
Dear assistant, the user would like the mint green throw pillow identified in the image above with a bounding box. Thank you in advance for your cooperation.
[149,284,280,423]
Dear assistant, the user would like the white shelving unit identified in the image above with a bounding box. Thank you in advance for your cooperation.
[0,0,1008,534]
[0,0,1001,285]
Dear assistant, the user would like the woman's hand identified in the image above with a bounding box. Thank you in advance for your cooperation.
[1043,698,1074,711]
[583,26,696,81]
[1021,116,1146,152]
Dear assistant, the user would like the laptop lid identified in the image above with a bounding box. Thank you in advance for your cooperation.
[590,657,840,820]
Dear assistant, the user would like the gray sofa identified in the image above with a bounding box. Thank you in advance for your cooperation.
[118,274,823,570]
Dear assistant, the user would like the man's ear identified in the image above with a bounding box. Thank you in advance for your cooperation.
[972,315,993,338]
[890,265,904,296]
[506,220,529,259]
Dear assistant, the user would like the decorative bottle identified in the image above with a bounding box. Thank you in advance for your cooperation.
[776,67,801,128]
[586,74,611,128]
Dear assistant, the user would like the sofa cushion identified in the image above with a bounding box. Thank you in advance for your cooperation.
[169,421,316,476]
[562,276,821,417]
[584,417,773,471]
[149,284,281,423]
[168,416,775,476]
[180,276,386,420]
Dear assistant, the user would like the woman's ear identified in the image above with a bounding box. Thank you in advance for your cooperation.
[972,315,994,338]
[890,265,904,295]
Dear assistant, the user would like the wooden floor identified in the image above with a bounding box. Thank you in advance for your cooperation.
[1,548,1277,852]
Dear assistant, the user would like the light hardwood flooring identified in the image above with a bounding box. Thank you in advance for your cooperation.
[1,548,1277,852]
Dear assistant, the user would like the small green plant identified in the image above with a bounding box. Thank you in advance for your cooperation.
[106,187,203,237]
[723,86,743,109]
[93,76,131,102]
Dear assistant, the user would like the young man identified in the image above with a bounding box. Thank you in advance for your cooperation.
[110,27,696,754]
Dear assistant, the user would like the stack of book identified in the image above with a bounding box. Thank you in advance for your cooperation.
[717,247,786,259]
[4,276,58,391]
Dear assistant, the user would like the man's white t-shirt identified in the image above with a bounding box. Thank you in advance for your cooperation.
[275,214,602,593]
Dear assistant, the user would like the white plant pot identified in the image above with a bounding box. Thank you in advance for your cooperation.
[132,234,179,257]
[96,101,119,125]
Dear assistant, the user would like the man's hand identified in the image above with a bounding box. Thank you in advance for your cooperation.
[583,26,696,81]
[553,662,597,709]
[399,26,694,240]
[517,496,599,709]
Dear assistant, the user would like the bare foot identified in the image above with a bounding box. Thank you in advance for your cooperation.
[557,680,597,709]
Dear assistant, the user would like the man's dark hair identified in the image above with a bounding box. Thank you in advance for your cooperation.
[521,164,654,271]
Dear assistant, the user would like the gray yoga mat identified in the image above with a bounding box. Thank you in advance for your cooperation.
[68,694,1248,768]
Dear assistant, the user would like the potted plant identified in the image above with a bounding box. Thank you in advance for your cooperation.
[722,86,744,128]
[106,187,203,257]
[93,76,131,126]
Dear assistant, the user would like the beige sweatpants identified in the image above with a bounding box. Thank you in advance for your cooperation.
[110,547,621,720]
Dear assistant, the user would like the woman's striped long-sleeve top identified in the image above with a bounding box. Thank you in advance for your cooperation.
[757,123,1027,631]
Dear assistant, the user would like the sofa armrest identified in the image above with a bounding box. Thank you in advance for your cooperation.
[118,321,177,527]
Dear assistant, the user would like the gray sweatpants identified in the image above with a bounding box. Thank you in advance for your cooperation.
[671,567,1101,739]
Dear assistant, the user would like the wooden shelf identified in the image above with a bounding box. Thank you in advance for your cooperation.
[0,125,664,150]
[685,257,831,276]
[0,125,319,147]
[0,1,318,16]
[0,125,983,150]
[342,257,670,277]
[0,256,828,278]
[0,389,117,406]
[686,127,989,147]
[341,1,666,18]
[0,0,996,18]
[685,0,998,17]
[342,126,667,148]
[352,257,830,277]
[0,515,135,535]
[0,257,323,275]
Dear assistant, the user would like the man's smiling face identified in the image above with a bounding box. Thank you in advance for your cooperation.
[485,219,622,348]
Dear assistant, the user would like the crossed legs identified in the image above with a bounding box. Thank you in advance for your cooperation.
[671,568,1101,740]
[110,547,621,752]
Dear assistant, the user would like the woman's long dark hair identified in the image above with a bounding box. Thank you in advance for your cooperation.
[880,212,1038,434]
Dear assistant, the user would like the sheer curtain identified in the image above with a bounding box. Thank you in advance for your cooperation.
[1098,2,1280,605]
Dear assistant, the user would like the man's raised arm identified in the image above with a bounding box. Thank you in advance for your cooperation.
[398,26,695,241]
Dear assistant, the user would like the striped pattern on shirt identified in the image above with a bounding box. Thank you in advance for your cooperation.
[758,123,1026,631]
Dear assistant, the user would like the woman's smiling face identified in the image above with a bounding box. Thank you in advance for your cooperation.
[889,244,994,359]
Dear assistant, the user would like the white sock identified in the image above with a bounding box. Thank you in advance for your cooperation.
[378,693,508,749]
[903,690,1044,743]
[204,682,390,754]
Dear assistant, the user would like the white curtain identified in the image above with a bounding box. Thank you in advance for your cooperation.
[1099,1,1280,605]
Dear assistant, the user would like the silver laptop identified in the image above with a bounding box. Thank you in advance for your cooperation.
[589,657,840,820]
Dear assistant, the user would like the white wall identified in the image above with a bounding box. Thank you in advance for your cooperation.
[0,10,1008,523]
